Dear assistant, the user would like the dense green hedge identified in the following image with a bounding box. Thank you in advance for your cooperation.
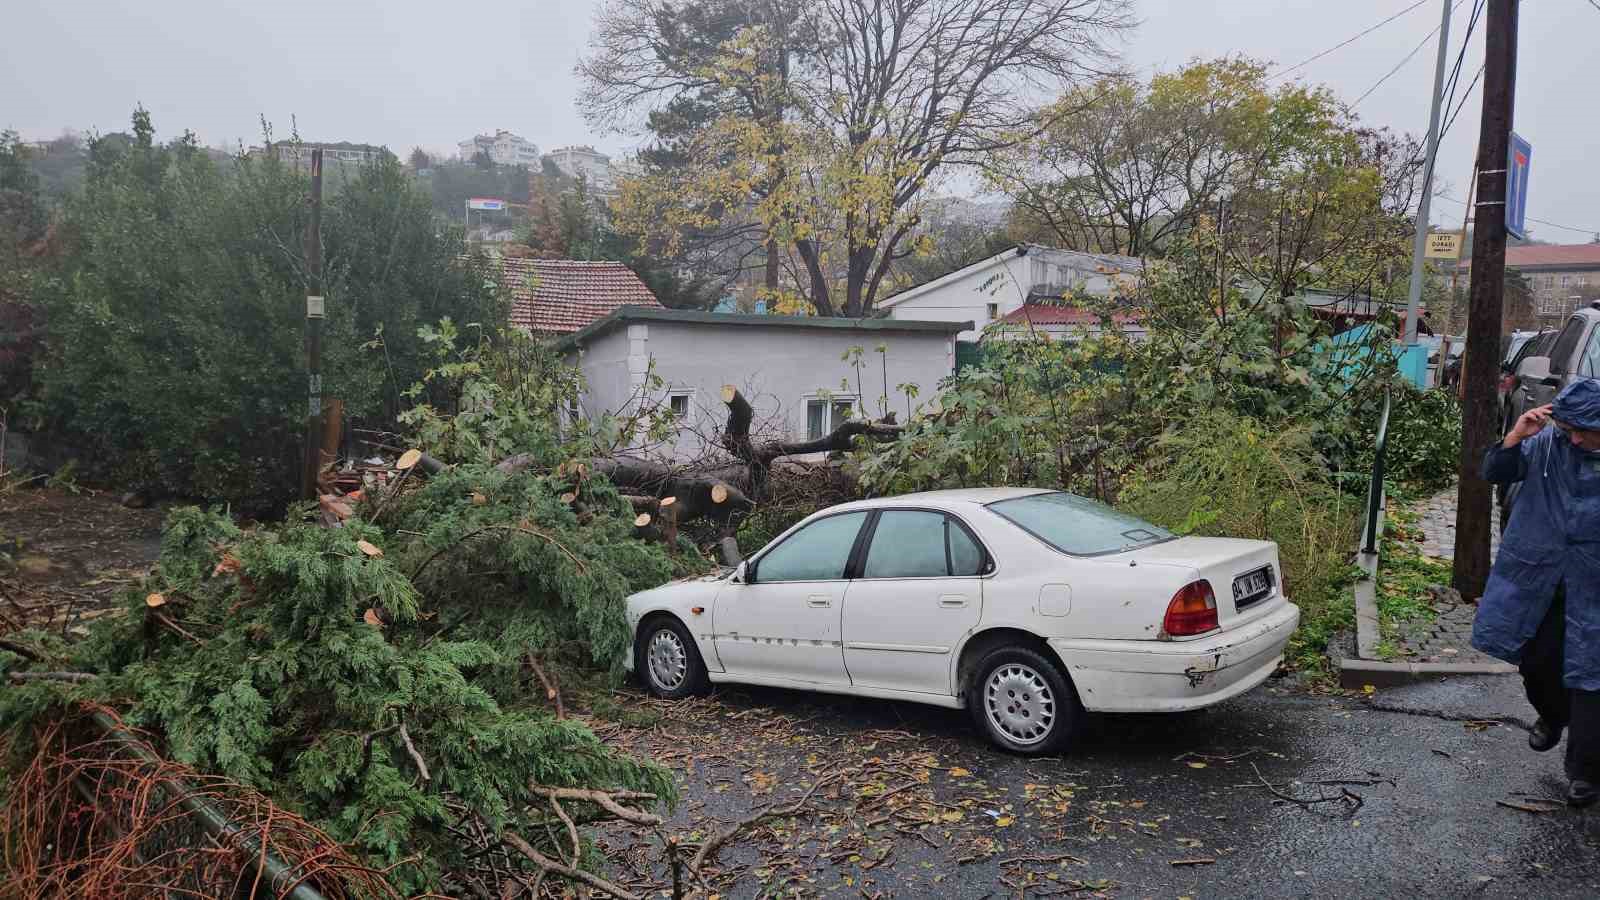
[29,111,503,513]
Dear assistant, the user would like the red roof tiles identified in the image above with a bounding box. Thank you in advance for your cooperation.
[1463,244,1600,270]
[998,303,1142,326]
[494,258,664,334]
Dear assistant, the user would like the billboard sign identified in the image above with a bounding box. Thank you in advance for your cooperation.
[467,197,506,211]
[1506,133,1531,240]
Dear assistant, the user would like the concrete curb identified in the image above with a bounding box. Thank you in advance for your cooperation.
[1336,489,1516,689]
[1339,657,1519,689]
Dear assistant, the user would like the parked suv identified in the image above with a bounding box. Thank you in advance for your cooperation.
[1504,305,1600,426]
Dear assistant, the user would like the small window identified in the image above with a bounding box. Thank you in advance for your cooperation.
[948,520,984,576]
[754,512,869,583]
[861,511,987,578]
[806,396,858,440]
[986,302,1000,321]
[864,511,948,578]
[668,393,690,420]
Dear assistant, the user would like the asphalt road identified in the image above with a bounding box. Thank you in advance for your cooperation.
[595,672,1600,898]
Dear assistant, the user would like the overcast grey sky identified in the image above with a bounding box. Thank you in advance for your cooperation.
[4,0,1595,240]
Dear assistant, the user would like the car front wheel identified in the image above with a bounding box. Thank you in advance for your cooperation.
[635,616,707,699]
[967,646,1080,755]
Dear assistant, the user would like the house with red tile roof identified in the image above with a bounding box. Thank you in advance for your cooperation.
[989,303,1147,342]
[492,258,666,336]
[1461,243,1600,327]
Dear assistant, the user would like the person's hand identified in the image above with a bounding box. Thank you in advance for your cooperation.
[1506,404,1554,447]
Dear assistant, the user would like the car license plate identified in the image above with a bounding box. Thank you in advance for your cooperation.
[1233,568,1272,606]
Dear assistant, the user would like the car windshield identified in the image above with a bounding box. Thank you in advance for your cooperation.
[987,491,1174,556]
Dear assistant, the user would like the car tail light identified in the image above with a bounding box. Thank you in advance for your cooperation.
[1163,580,1219,637]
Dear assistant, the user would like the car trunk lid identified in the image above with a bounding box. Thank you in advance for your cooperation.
[1121,537,1285,626]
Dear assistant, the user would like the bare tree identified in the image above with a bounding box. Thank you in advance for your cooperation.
[580,0,1132,317]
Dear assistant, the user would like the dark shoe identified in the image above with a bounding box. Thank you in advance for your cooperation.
[1567,780,1598,808]
[1530,718,1564,752]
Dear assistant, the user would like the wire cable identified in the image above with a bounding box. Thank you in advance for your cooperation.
[1350,1,1468,111]
[1435,193,1600,237]
[1269,0,1431,81]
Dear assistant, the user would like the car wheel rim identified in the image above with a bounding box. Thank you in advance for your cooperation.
[647,628,688,691]
[984,663,1055,746]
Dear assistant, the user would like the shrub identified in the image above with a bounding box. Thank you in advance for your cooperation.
[1119,412,1361,671]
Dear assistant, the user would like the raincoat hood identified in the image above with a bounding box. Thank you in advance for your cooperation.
[1554,379,1600,431]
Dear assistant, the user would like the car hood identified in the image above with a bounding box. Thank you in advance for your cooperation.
[628,572,723,609]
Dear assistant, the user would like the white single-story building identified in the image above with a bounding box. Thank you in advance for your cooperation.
[881,244,1146,341]
[557,308,970,461]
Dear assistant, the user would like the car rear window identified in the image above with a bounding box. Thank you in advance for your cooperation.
[987,492,1174,556]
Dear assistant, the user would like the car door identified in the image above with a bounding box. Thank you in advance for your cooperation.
[1528,316,1589,410]
[713,511,867,685]
[841,509,989,695]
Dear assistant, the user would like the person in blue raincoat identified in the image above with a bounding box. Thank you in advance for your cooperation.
[1473,378,1600,806]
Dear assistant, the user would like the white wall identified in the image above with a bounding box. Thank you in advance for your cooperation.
[885,249,1142,341]
[569,320,958,461]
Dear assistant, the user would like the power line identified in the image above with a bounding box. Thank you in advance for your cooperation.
[1435,192,1600,236]
[1351,0,1470,111]
[1439,63,1484,141]
[1269,0,1431,81]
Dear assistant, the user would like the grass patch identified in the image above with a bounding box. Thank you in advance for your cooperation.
[1371,506,1451,659]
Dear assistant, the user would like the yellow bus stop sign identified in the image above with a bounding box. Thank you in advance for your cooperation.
[1425,231,1462,259]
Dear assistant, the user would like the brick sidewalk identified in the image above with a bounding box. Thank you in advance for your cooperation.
[1388,485,1505,666]
[1411,484,1500,561]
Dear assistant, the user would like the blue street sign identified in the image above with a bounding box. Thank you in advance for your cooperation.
[1507,132,1532,239]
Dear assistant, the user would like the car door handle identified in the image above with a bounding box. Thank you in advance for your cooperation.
[807,595,832,607]
[939,595,969,608]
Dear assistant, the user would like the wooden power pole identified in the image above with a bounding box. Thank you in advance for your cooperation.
[1452,0,1519,597]
[301,148,325,501]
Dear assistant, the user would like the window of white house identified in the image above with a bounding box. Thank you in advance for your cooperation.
[1562,274,1575,287]
[668,392,691,421]
[986,302,999,321]
[806,396,858,440]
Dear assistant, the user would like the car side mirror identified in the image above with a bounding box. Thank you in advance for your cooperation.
[1517,355,1559,387]
[732,560,753,584]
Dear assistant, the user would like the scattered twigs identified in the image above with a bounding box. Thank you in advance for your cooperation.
[501,829,642,900]
[7,670,95,684]
[396,722,431,783]
[355,724,401,780]
[526,653,566,719]
[0,635,46,661]
[150,611,203,646]
[528,785,663,826]
[1496,798,1561,814]
[688,772,843,879]
[1250,762,1364,813]
[1169,857,1216,867]
[1172,747,1262,764]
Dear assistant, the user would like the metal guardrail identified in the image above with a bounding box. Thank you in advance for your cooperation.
[1361,388,1392,555]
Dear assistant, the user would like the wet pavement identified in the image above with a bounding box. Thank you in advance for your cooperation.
[589,674,1600,898]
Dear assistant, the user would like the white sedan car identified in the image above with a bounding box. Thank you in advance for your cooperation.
[626,488,1300,754]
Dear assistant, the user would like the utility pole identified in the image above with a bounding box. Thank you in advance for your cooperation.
[1452,0,1518,597]
[1403,0,1455,345]
[301,148,325,501]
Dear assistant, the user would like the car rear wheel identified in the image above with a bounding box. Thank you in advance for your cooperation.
[635,617,707,699]
[967,646,1081,755]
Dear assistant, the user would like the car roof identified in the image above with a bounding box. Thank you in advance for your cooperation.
[826,487,1052,513]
